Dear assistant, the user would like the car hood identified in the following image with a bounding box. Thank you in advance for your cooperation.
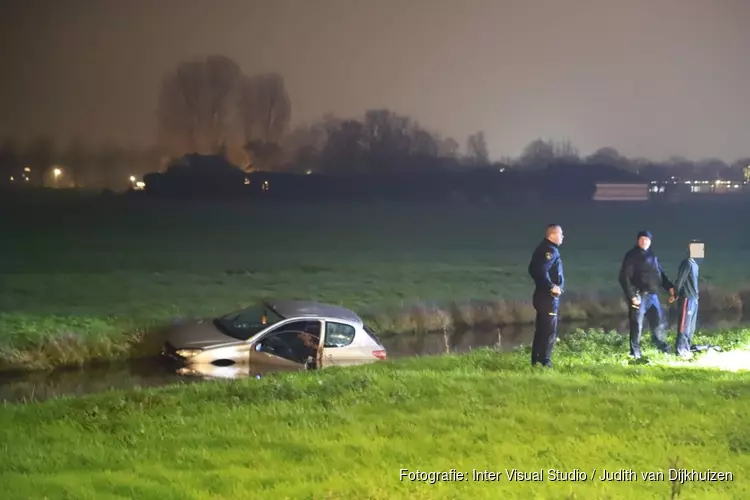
[165,320,246,349]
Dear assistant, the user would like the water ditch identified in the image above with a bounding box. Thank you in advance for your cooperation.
[1,313,748,404]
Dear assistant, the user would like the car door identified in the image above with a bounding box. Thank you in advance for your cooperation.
[321,320,360,366]
[251,319,322,369]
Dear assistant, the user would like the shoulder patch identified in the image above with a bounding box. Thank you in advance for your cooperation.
[545,252,552,261]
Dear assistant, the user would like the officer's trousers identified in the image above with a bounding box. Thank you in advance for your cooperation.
[675,296,698,356]
[627,292,669,357]
[532,296,559,366]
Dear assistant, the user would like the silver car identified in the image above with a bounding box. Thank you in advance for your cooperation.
[162,299,387,371]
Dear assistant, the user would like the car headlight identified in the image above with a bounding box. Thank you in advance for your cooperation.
[176,349,202,358]
[177,367,201,376]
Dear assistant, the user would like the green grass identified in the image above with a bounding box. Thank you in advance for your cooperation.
[1,196,749,372]
[1,328,750,499]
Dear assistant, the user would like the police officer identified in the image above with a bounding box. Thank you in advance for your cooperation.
[674,240,703,358]
[618,230,675,359]
[527,224,565,367]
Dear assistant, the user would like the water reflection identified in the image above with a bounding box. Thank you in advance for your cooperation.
[0,313,746,404]
[0,358,191,404]
[177,363,294,379]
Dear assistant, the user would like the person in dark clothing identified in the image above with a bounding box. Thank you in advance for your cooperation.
[618,230,675,358]
[674,240,703,358]
[527,224,565,367]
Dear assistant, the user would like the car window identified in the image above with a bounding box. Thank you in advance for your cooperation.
[363,324,382,345]
[214,304,284,341]
[324,322,355,348]
[257,320,321,364]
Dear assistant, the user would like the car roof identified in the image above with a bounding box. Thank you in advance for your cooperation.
[266,299,363,324]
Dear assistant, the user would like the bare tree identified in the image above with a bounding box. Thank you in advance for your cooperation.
[410,128,439,158]
[437,137,460,159]
[239,73,291,170]
[302,109,455,173]
[586,146,632,170]
[319,119,368,173]
[587,146,621,163]
[518,138,557,169]
[465,131,489,165]
[552,138,579,160]
[156,54,244,159]
[363,109,412,162]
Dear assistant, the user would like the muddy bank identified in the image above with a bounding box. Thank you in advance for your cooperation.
[1,313,748,404]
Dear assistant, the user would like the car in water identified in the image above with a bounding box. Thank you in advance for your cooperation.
[162,299,387,372]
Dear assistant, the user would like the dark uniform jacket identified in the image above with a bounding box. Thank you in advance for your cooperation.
[528,238,564,305]
[618,246,674,300]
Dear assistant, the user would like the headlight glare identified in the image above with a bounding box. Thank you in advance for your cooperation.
[176,349,202,358]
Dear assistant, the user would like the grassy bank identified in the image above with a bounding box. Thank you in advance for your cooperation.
[1,197,749,372]
[1,329,750,499]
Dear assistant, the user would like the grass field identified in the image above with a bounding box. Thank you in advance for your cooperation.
[1,194,749,371]
[1,328,750,499]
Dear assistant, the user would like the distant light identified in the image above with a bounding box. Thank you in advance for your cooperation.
[305,169,312,175]
[129,176,136,182]
[53,168,62,177]
[9,176,13,182]
[23,167,31,172]
[244,177,250,185]
[135,181,145,190]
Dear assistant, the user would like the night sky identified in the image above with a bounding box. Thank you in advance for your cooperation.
[1,0,749,161]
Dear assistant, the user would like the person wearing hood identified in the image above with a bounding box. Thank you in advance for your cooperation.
[674,240,703,358]
[618,230,675,358]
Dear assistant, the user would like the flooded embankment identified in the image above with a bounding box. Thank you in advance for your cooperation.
[1,313,748,404]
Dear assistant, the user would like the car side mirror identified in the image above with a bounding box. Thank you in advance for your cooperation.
[255,343,263,351]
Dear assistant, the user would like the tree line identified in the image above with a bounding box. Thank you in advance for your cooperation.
[155,54,490,174]
[2,52,748,190]
[511,140,749,181]
[155,53,749,181]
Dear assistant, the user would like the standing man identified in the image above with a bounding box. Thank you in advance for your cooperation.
[674,240,703,358]
[528,224,565,367]
[618,230,676,359]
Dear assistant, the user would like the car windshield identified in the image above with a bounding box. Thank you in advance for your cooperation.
[213,304,285,341]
